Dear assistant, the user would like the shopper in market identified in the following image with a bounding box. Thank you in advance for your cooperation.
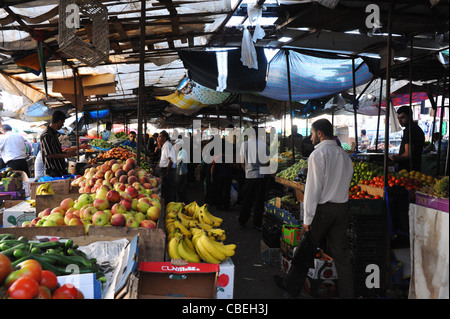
[274,118,354,299]
[175,138,188,203]
[359,129,370,151]
[389,105,425,172]
[211,138,233,210]
[40,110,88,177]
[32,137,40,157]
[0,124,31,177]
[238,126,269,230]
[122,131,137,149]
[158,130,177,203]
[100,122,116,141]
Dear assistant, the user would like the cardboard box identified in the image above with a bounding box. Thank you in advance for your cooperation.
[0,177,23,192]
[0,189,26,200]
[282,224,302,246]
[137,261,219,298]
[30,179,72,199]
[260,240,280,267]
[2,201,36,227]
[358,183,384,198]
[57,273,102,299]
[415,191,449,213]
[217,258,234,299]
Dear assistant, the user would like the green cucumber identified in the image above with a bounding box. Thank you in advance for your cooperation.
[11,256,33,267]
[0,243,27,257]
[0,234,15,241]
[35,241,62,249]
[45,252,93,268]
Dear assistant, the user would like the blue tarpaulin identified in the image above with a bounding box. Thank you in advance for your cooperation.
[259,50,373,101]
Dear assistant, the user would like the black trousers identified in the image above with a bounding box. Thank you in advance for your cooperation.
[176,173,187,203]
[238,177,267,227]
[213,174,232,210]
[161,167,176,204]
[7,158,30,178]
[45,168,68,178]
[284,202,354,299]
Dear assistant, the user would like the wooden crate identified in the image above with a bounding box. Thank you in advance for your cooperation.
[30,179,72,199]
[358,184,384,198]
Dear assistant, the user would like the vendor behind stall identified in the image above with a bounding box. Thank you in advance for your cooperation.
[389,105,425,172]
[101,122,116,141]
[121,131,137,149]
[40,111,89,177]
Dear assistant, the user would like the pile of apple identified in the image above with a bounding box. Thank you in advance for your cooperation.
[25,159,162,231]
[71,158,160,195]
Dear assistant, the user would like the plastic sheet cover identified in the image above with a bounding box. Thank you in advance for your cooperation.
[260,50,373,102]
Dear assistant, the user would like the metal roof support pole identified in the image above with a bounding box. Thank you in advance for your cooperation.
[375,78,383,152]
[137,0,146,167]
[408,36,414,172]
[73,68,80,162]
[384,6,393,193]
[437,75,447,176]
[96,96,100,139]
[352,57,358,153]
[285,49,295,164]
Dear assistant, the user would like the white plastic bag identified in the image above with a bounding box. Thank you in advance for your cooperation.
[241,26,258,69]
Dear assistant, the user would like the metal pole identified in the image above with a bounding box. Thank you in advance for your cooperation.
[136,0,146,167]
[375,79,383,152]
[286,49,295,164]
[352,57,359,152]
[384,5,393,189]
[437,75,446,176]
[408,36,413,171]
[73,68,79,162]
[96,96,100,139]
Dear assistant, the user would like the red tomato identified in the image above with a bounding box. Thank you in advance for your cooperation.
[39,270,58,291]
[4,259,42,287]
[0,253,13,284]
[7,277,40,299]
[52,284,84,299]
[36,286,52,299]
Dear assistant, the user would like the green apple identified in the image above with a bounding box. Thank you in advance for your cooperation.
[43,220,57,227]
[134,212,146,223]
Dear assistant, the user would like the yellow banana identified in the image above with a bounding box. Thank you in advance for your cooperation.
[173,220,192,239]
[168,236,182,260]
[198,233,226,261]
[177,237,201,263]
[202,206,222,226]
[195,222,214,230]
[210,241,236,257]
[26,199,36,207]
[177,211,195,228]
[183,236,196,252]
[195,236,222,264]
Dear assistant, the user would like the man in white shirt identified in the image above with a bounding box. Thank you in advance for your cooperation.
[274,119,354,299]
[0,124,30,177]
[158,130,176,203]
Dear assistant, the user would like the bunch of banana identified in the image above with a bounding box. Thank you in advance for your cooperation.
[166,202,184,214]
[36,183,55,195]
[195,204,223,227]
[191,228,235,264]
[167,232,202,263]
[25,199,36,207]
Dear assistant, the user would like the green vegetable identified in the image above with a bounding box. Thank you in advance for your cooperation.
[0,243,27,257]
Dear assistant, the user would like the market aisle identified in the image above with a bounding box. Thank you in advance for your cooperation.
[184,181,287,299]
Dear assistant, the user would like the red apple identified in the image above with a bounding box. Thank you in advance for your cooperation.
[143,183,152,189]
[110,213,126,226]
[96,185,109,200]
[81,206,97,221]
[111,203,127,215]
[38,208,52,219]
[31,217,41,226]
[150,194,160,200]
[126,186,139,198]
[64,212,80,225]
[115,169,126,179]
[108,160,117,167]
[120,192,133,202]
[127,169,137,177]
[109,177,118,185]
[120,199,132,211]
[94,198,110,211]
[128,176,138,185]
[60,198,75,212]
[123,163,132,172]
[138,197,151,205]
[94,171,105,179]
[113,183,124,192]
[139,219,157,229]
[68,218,84,226]
[106,190,120,203]
[101,163,111,173]
[51,207,65,215]
[92,211,109,226]
[125,217,139,228]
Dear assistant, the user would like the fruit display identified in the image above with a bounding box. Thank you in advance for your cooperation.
[35,183,55,196]
[71,157,160,194]
[0,255,84,299]
[348,185,381,200]
[115,131,128,139]
[351,161,383,188]
[0,168,21,179]
[89,147,136,163]
[0,234,105,282]
[276,159,308,181]
[430,176,449,198]
[89,139,113,150]
[165,202,236,264]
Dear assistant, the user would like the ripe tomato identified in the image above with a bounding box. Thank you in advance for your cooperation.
[39,270,58,291]
[0,253,13,284]
[7,277,40,299]
[52,284,84,299]
[4,259,42,287]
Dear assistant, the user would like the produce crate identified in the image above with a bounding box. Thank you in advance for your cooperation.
[358,184,384,198]
[264,201,300,225]
[347,198,387,298]
[415,191,449,213]
[30,179,72,199]
[262,213,283,248]
[274,176,305,191]
[260,240,280,267]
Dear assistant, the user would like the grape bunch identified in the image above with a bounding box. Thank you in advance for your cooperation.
[433,176,449,198]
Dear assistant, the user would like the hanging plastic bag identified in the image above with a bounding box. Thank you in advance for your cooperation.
[241,26,258,69]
